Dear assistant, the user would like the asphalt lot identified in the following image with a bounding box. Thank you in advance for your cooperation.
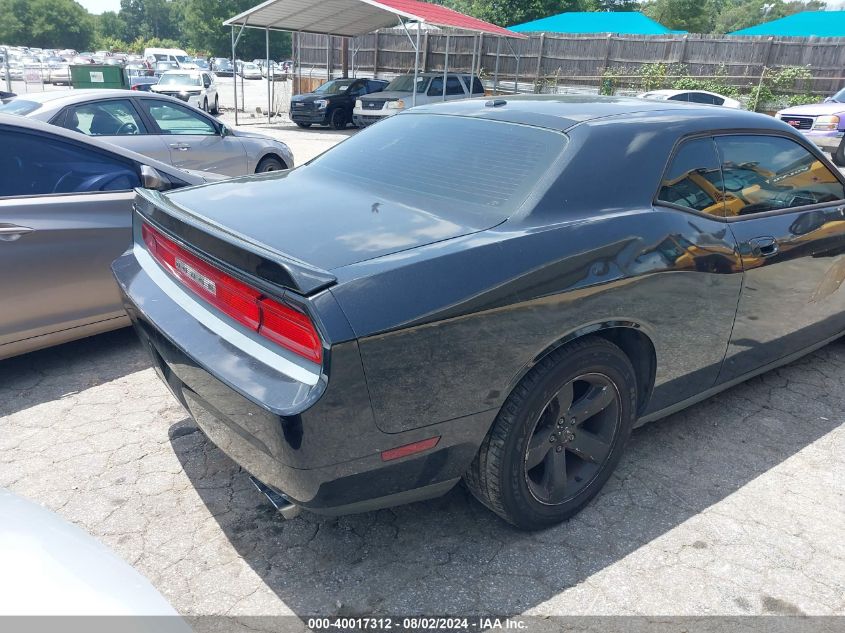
[1,326,844,618]
[2,75,845,621]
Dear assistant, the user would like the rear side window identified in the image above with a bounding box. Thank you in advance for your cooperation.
[308,113,567,220]
[715,135,845,216]
[657,137,725,217]
[67,99,147,136]
[0,100,41,116]
[688,92,716,105]
[143,100,217,135]
[471,77,484,94]
[0,129,140,198]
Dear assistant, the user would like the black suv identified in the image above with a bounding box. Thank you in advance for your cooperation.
[290,78,388,130]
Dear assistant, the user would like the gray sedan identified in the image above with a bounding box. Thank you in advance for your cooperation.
[0,114,219,360]
[0,89,294,175]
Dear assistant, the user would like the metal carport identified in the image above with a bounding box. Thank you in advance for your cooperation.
[223,0,525,125]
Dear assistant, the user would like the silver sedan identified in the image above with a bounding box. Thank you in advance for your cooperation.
[0,89,294,176]
[0,114,220,360]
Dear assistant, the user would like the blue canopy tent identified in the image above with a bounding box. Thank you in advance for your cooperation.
[731,11,845,37]
[509,11,682,35]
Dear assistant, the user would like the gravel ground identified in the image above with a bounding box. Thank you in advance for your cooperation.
[0,329,843,619]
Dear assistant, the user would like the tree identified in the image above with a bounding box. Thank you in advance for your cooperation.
[713,0,827,34]
[119,0,181,42]
[436,0,594,27]
[0,0,94,50]
[641,0,713,33]
[587,0,639,10]
[96,11,127,42]
[182,0,290,59]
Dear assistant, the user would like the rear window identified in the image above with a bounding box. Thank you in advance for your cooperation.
[0,100,42,116]
[308,114,566,219]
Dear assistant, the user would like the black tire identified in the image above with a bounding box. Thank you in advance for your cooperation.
[295,122,311,128]
[255,156,285,173]
[202,98,208,112]
[211,96,219,115]
[832,136,845,167]
[329,108,348,130]
[464,336,637,530]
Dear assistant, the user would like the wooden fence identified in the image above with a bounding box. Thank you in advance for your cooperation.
[295,31,845,94]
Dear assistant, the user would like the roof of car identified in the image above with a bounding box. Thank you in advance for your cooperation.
[6,90,194,111]
[406,94,766,132]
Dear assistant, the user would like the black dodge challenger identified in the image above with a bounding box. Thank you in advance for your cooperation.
[113,96,845,529]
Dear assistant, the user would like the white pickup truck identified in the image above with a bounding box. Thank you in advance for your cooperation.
[353,72,485,127]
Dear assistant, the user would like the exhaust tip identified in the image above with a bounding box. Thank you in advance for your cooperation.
[249,475,301,520]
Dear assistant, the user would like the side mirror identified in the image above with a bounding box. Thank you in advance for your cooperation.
[140,165,172,191]
[824,97,833,103]
[220,124,230,137]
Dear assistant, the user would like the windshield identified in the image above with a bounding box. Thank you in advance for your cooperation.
[158,73,202,86]
[0,100,41,115]
[831,88,845,103]
[385,75,428,93]
[314,79,354,95]
[308,113,567,219]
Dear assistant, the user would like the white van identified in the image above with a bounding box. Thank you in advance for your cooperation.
[143,47,196,69]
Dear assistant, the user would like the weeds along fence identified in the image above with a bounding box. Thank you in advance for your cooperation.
[296,31,845,97]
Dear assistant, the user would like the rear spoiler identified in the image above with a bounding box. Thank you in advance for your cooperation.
[133,188,337,296]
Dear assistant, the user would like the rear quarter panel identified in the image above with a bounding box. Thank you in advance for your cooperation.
[331,206,742,434]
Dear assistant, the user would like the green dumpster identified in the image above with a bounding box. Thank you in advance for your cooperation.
[70,64,128,90]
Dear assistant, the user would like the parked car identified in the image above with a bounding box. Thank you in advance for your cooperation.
[777,93,845,166]
[262,61,287,79]
[0,488,188,621]
[212,58,234,77]
[144,47,195,69]
[291,78,389,129]
[353,72,484,127]
[46,62,71,85]
[112,96,845,529]
[0,114,222,360]
[639,89,742,108]
[125,63,158,92]
[153,61,179,78]
[152,70,219,113]
[0,90,294,176]
[238,62,262,80]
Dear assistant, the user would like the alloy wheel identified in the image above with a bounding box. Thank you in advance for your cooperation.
[524,373,621,505]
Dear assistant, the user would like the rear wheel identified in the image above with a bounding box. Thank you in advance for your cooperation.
[202,98,208,112]
[329,108,348,130]
[295,122,311,128]
[255,156,285,173]
[211,96,219,115]
[464,337,636,530]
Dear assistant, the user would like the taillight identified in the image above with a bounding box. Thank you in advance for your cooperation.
[142,222,322,364]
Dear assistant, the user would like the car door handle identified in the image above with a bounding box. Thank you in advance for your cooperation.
[0,224,35,242]
[169,143,191,151]
[747,236,779,258]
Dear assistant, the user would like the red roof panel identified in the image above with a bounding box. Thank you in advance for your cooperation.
[369,0,526,37]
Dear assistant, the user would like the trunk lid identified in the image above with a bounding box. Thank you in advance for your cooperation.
[161,167,503,274]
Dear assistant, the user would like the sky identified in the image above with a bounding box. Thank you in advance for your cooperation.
[78,0,120,14]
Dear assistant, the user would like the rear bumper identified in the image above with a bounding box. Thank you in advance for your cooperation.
[112,243,493,514]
